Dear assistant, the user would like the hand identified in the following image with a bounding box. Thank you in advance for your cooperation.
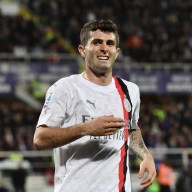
[138,154,156,189]
[84,115,125,136]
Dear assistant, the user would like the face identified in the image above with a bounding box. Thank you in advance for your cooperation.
[78,30,120,74]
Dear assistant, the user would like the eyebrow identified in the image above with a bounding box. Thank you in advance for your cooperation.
[92,39,116,45]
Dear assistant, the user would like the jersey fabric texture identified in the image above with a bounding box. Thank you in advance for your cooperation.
[37,74,141,192]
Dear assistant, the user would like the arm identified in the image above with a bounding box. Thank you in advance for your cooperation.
[33,124,86,150]
[33,116,125,150]
[129,125,156,189]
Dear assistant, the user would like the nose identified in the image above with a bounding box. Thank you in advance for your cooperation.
[100,43,108,53]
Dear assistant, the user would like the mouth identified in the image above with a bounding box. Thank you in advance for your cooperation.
[97,56,109,61]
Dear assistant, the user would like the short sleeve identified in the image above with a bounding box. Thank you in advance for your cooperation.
[37,81,67,128]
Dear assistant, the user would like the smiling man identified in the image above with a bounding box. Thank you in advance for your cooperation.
[33,20,156,192]
[79,28,119,77]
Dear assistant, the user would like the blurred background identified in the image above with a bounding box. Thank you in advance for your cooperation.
[0,0,192,191]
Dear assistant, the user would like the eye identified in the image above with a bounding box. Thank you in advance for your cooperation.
[107,40,115,46]
[93,41,100,45]
[92,39,102,45]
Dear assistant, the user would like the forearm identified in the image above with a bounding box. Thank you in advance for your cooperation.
[129,125,152,160]
[33,116,125,150]
[33,124,86,150]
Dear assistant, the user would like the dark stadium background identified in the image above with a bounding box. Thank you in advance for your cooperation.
[0,0,192,191]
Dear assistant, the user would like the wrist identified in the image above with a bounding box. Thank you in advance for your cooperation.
[143,152,153,160]
[76,122,89,136]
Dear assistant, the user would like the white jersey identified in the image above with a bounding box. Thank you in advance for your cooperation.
[37,74,140,192]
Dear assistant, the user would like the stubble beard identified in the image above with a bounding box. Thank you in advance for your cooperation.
[89,63,112,76]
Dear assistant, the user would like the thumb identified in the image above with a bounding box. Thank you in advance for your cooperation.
[138,166,145,179]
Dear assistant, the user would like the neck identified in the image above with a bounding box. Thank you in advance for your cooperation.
[83,70,112,86]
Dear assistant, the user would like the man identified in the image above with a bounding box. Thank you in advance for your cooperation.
[33,19,156,192]
[157,158,173,192]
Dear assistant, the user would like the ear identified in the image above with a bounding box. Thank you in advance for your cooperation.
[115,48,120,59]
[78,45,86,57]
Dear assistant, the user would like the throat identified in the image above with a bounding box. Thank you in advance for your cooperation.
[83,71,112,86]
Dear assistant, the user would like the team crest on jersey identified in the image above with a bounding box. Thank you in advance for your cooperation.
[42,92,53,114]
[124,96,131,112]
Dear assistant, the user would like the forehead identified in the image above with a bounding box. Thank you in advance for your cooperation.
[88,29,116,43]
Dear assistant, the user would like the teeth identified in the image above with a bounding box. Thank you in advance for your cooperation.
[98,56,108,60]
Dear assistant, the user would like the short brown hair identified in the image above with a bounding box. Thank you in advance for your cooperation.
[80,19,119,47]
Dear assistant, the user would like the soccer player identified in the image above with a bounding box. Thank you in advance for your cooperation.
[33,19,156,192]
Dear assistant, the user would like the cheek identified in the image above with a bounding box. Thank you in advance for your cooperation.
[111,51,118,60]
[85,51,94,63]
[114,50,119,59]
[86,49,96,59]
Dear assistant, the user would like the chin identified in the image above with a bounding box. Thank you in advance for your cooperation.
[94,66,111,74]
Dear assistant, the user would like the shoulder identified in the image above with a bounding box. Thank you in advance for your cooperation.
[116,77,140,93]
[51,74,79,87]
[55,74,79,85]
[47,74,80,93]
